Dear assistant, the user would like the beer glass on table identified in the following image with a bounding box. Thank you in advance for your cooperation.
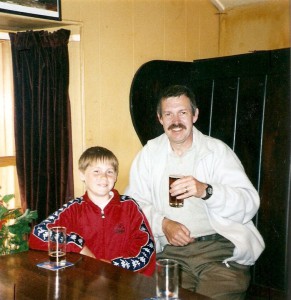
[48,226,66,266]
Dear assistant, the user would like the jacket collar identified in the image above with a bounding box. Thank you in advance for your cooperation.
[83,189,121,208]
[159,126,212,160]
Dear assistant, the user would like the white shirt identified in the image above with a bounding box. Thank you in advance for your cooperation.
[125,126,265,265]
[163,142,216,238]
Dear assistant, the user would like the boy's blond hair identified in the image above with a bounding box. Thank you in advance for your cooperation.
[78,146,119,174]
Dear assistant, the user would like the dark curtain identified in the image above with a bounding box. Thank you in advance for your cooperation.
[9,29,74,222]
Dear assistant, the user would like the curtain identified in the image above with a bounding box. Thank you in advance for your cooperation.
[9,29,74,222]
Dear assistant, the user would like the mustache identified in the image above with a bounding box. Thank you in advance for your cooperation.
[168,123,187,130]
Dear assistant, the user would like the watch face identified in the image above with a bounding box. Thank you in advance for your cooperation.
[202,185,213,200]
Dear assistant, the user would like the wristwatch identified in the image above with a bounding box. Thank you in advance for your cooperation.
[202,184,213,200]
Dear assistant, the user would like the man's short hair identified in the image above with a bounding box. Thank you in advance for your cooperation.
[157,85,197,116]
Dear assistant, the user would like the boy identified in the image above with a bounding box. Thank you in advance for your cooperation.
[29,146,156,276]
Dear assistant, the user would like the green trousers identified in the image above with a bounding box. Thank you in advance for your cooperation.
[157,236,250,300]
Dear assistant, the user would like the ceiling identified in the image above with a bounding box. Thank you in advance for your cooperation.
[211,0,269,11]
[0,0,272,32]
[0,12,72,32]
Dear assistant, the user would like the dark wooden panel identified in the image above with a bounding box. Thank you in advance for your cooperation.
[192,77,244,150]
[129,48,291,298]
[192,61,268,188]
[235,75,266,190]
[208,77,239,148]
[255,71,290,291]
[191,50,269,80]
[191,79,213,135]
[130,60,193,145]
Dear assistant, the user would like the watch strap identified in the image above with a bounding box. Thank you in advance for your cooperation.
[202,184,213,200]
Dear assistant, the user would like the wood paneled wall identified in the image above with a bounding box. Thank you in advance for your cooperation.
[130,48,291,299]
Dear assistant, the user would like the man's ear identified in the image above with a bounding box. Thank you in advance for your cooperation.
[193,108,199,124]
[157,113,164,125]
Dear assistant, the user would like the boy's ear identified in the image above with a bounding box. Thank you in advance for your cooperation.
[79,171,85,181]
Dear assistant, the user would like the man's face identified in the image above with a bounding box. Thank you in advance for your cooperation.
[157,95,198,146]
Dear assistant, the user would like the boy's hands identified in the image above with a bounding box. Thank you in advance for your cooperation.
[80,245,96,258]
[81,245,110,264]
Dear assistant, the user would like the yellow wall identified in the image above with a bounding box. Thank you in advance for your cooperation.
[60,0,290,196]
[61,0,219,196]
[0,0,289,203]
[219,0,290,56]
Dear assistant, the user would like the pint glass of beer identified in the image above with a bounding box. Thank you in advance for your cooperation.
[169,175,184,207]
[48,226,66,266]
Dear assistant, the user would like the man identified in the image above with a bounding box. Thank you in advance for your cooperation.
[125,85,265,299]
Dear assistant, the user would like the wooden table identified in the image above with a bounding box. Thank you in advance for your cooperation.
[0,250,210,300]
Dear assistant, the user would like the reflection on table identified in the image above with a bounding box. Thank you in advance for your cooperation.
[0,250,210,299]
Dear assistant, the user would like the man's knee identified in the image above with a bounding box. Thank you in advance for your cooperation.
[196,262,251,299]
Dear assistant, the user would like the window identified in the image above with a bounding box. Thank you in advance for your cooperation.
[0,24,83,207]
[0,38,20,208]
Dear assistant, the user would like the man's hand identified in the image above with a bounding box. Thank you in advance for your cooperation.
[170,176,208,199]
[162,218,194,246]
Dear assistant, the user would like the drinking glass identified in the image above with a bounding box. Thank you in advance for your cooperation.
[169,175,184,208]
[48,226,66,266]
[156,259,179,299]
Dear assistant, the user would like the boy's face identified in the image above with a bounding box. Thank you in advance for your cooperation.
[79,160,117,200]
